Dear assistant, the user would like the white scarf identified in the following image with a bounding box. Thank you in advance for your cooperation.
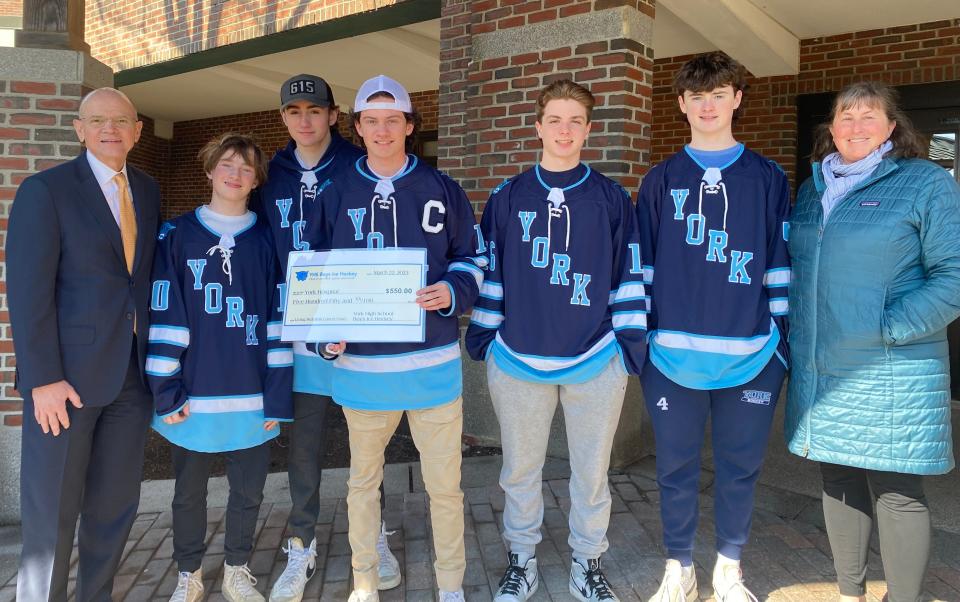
[820,141,892,222]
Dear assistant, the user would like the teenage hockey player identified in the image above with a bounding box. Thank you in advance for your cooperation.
[636,52,791,602]
[253,75,400,602]
[464,79,648,602]
[147,133,293,602]
[303,75,483,602]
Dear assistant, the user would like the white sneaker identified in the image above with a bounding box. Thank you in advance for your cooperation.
[711,559,757,602]
[439,589,466,602]
[569,557,619,601]
[376,521,401,590]
[169,567,203,602]
[222,562,265,602]
[494,553,539,601]
[269,537,318,602]
[347,589,380,602]
[648,560,697,602]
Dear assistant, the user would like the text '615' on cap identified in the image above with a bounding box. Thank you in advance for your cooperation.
[281,74,334,108]
[353,75,412,113]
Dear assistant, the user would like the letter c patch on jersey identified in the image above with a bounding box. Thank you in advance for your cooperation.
[422,199,446,233]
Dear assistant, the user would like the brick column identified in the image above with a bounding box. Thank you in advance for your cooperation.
[0,47,111,524]
[440,0,656,467]
[440,0,655,210]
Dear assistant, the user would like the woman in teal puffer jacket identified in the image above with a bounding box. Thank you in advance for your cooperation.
[787,81,960,602]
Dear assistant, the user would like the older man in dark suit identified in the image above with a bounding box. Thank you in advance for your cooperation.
[7,87,160,601]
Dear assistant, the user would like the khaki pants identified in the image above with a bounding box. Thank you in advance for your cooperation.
[343,398,466,592]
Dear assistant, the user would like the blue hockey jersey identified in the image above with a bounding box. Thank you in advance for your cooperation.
[147,208,293,452]
[252,132,364,396]
[636,145,791,390]
[464,164,648,381]
[302,155,484,410]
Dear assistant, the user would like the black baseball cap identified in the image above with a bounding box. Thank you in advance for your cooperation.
[280,74,334,108]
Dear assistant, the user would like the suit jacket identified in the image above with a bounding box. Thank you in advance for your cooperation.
[7,153,161,406]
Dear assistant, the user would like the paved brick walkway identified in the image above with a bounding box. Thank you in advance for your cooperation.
[2,457,959,601]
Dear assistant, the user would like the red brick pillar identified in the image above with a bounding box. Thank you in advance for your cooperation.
[439,0,655,210]
[0,47,111,524]
[440,0,656,466]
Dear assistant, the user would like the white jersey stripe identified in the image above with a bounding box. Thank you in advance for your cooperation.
[612,311,648,330]
[148,325,189,347]
[449,262,483,288]
[145,355,180,376]
[494,330,616,371]
[608,283,647,305]
[654,322,774,355]
[189,394,263,414]
[470,308,504,328]
[763,268,791,287]
[335,342,461,373]
[769,298,789,315]
[268,349,294,367]
[480,281,504,300]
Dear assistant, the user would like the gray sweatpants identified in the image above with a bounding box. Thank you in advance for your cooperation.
[488,355,628,559]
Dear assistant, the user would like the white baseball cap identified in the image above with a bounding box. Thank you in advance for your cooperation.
[353,75,413,113]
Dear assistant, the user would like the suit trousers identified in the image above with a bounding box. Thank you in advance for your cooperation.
[18,343,152,602]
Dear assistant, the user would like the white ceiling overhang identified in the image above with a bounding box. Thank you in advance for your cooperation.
[117,2,960,129]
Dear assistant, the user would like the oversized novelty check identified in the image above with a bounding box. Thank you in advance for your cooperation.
[281,248,427,343]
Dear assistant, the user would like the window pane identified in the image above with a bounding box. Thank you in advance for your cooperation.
[927,131,956,179]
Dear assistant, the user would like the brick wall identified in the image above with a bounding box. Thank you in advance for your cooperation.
[0,0,20,18]
[162,109,291,218]
[651,18,960,188]
[155,89,439,219]
[127,115,172,202]
[439,0,656,212]
[651,56,797,183]
[0,79,86,416]
[86,0,407,72]
[798,20,960,93]
[410,89,439,136]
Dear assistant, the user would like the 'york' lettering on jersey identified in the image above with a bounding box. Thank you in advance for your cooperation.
[151,258,259,340]
[673,185,753,284]
[516,211,592,306]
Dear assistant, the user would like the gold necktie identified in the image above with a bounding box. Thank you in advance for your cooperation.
[112,172,137,274]
[113,172,138,333]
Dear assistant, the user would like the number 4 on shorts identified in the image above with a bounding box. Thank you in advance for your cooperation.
[657,397,668,411]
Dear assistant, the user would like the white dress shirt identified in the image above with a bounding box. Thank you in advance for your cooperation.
[86,149,132,227]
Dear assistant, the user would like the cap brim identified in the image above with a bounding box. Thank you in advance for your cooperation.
[281,96,333,108]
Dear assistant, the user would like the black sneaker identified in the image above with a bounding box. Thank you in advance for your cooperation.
[494,553,539,601]
[569,557,619,601]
